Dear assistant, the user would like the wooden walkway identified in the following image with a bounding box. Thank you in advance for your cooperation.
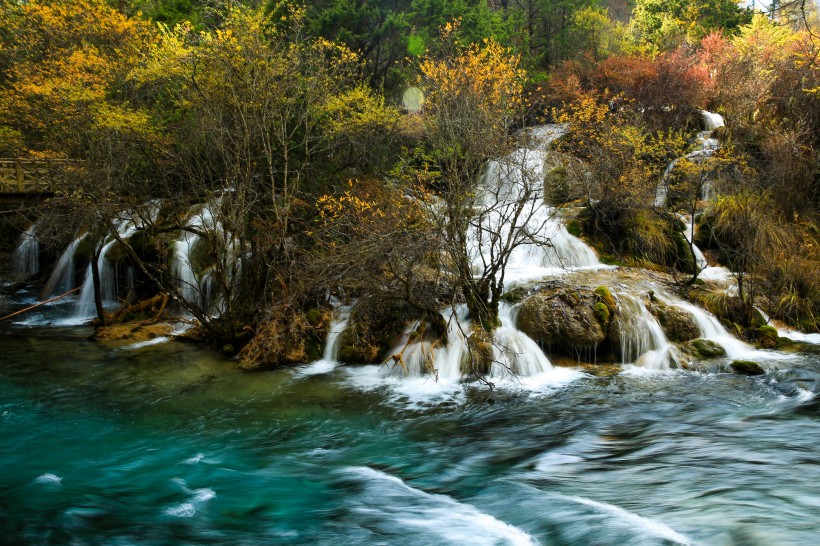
[0,158,70,195]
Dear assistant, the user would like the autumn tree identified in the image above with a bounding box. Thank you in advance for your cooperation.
[417,23,538,329]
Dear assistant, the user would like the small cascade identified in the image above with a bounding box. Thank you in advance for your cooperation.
[654,111,724,208]
[41,234,86,298]
[298,306,352,376]
[490,303,554,377]
[172,205,216,309]
[473,124,601,288]
[680,216,709,270]
[616,294,677,370]
[385,306,471,380]
[12,224,39,279]
[73,217,140,320]
[670,299,756,359]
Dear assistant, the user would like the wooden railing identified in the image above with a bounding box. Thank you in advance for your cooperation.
[0,158,73,194]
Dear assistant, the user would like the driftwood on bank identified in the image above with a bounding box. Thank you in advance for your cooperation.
[110,293,169,325]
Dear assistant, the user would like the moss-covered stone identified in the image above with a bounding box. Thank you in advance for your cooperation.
[337,299,420,364]
[683,338,727,359]
[652,303,700,342]
[594,302,610,325]
[518,287,608,357]
[731,360,765,376]
[756,325,779,349]
[566,219,583,237]
[594,286,616,312]
[461,325,494,377]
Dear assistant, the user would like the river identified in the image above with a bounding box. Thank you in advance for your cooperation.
[1,299,819,545]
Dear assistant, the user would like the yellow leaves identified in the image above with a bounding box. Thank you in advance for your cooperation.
[419,34,526,123]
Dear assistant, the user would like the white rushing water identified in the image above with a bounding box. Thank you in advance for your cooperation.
[41,233,86,299]
[297,306,352,376]
[654,111,724,208]
[616,294,678,370]
[342,466,538,546]
[472,125,601,289]
[12,224,39,279]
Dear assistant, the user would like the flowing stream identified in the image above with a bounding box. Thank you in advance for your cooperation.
[1,316,818,545]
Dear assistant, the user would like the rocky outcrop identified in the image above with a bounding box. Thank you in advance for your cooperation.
[517,286,616,358]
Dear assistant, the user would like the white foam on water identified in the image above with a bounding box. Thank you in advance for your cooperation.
[295,359,338,376]
[165,502,197,518]
[34,473,62,485]
[120,337,171,351]
[534,452,584,472]
[342,466,537,546]
[165,479,216,518]
[342,365,466,410]
[183,453,204,465]
[552,493,692,545]
[777,329,820,345]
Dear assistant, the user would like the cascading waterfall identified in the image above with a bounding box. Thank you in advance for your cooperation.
[665,298,756,359]
[12,224,39,279]
[654,111,724,208]
[299,306,352,376]
[490,303,554,377]
[473,125,601,289]
[172,205,216,309]
[384,306,471,380]
[386,125,601,380]
[616,294,677,370]
[41,233,86,298]
[72,217,141,319]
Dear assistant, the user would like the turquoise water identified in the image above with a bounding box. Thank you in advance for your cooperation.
[1,317,820,545]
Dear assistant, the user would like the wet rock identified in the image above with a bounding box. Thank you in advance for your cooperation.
[651,302,700,342]
[756,325,779,349]
[461,325,493,377]
[731,360,765,376]
[95,321,175,342]
[518,288,607,357]
[239,308,319,370]
[338,299,419,365]
[682,338,727,359]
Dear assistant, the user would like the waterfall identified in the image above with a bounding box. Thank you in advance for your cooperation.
[298,306,352,376]
[617,294,677,370]
[669,299,757,359]
[473,124,600,288]
[72,217,140,320]
[654,111,723,208]
[680,216,709,270]
[490,303,554,377]
[41,233,86,298]
[12,224,39,279]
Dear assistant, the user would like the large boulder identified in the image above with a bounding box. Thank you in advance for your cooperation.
[338,299,420,365]
[517,287,610,357]
[682,338,727,359]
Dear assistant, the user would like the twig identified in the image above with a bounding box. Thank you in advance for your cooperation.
[0,286,81,321]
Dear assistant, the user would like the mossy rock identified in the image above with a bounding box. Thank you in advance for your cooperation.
[652,303,700,342]
[544,166,571,205]
[594,302,610,325]
[756,325,779,349]
[683,338,727,359]
[730,360,765,376]
[566,219,583,238]
[239,308,314,370]
[518,287,607,357]
[338,299,419,364]
[594,286,616,312]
